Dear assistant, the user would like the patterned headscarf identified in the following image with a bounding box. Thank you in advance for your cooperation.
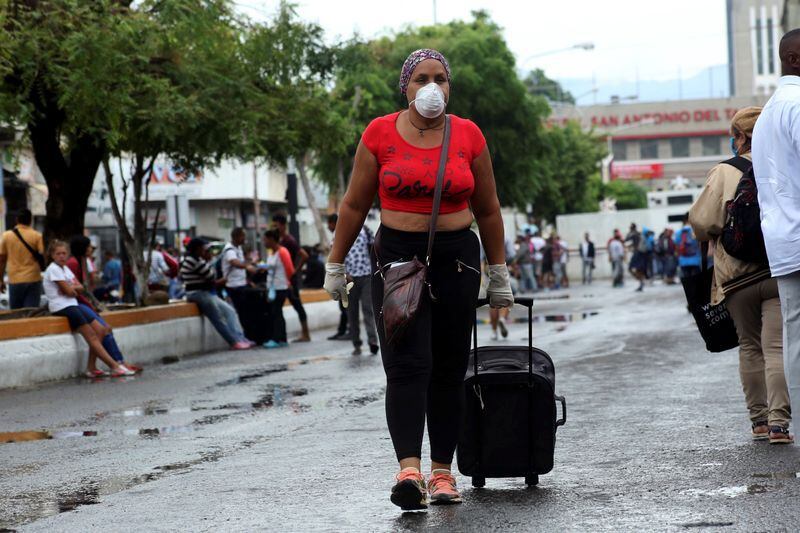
[398,48,451,95]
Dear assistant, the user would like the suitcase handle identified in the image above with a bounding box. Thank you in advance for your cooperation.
[474,297,534,381]
[555,395,567,427]
[475,358,527,372]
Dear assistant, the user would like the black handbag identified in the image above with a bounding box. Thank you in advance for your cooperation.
[680,242,739,352]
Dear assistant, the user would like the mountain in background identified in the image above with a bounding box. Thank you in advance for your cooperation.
[556,64,730,106]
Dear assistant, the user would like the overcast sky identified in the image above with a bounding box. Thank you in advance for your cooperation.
[236,0,728,87]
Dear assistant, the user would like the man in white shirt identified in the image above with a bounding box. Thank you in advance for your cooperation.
[752,29,800,418]
[147,241,169,289]
[530,232,546,287]
[223,227,256,324]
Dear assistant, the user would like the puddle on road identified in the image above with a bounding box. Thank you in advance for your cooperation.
[56,485,100,512]
[213,355,334,388]
[477,311,600,326]
[680,521,735,528]
[8,449,225,527]
[332,389,385,409]
[1,386,311,446]
[752,471,800,479]
[683,484,768,498]
[215,365,290,387]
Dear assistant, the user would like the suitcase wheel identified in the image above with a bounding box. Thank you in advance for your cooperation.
[471,476,486,488]
[525,475,539,486]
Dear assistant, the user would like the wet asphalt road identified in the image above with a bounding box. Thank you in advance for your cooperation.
[1,282,799,532]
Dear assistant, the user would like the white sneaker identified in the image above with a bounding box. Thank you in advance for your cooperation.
[491,330,499,341]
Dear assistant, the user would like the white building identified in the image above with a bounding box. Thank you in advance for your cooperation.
[85,158,330,256]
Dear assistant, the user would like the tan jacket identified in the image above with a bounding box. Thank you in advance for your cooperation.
[689,153,769,305]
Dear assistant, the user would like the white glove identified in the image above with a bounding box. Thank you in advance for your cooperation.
[486,264,514,309]
[324,262,354,308]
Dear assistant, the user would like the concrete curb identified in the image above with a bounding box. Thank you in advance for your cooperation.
[0,299,341,390]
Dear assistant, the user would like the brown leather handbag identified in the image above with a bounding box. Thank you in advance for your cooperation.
[379,115,451,346]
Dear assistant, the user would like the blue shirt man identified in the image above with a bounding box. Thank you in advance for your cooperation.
[102,252,122,290]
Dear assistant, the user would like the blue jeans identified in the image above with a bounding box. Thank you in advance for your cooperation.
[78,304,125,363]
[519,263,537,292]
[187,291,246,345]
[9,281,42,309]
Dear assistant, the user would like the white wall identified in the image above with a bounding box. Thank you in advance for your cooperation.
[0,299,341,390]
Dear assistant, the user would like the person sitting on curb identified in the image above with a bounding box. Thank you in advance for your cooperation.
[43,240,135,378]
[66,235,141,373]
[180,238,254,351]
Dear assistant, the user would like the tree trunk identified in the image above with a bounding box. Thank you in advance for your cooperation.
[28,114,104,243]
[297,155,329,249]
[103,156,154,305]
[25,77,104,243]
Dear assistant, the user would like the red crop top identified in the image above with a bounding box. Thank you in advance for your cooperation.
[361,112,486,214]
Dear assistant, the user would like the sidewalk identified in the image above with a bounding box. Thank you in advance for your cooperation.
[0,293,339,389]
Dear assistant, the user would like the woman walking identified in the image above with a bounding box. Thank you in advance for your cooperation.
[690,107,793,444]
[324,48,513,510]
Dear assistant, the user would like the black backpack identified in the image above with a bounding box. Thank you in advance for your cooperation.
[720,156,768,265]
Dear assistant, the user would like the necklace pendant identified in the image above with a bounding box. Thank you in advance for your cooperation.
[418,129,424,137]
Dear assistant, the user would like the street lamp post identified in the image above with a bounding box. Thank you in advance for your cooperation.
[521,42,595,66]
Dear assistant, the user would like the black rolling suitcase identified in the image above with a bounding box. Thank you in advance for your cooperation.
[457,297,567,488]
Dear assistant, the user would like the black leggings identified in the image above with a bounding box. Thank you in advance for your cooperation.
[371,225,481,464]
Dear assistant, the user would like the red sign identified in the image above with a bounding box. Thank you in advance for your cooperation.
[590,108,740,128]
[611,163,664,180]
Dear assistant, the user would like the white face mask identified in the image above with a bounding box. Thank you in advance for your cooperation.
[409,82,446,119]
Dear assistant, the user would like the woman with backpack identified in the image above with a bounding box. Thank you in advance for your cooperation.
[689,106,793,445]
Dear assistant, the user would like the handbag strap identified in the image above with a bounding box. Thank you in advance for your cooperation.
[701,241,709,272]
[425,115,451,266]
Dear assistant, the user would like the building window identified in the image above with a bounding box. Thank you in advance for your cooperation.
[667,195,694,206]
[640,139,659,159]
[702,136,721,156]
[612,140,627,161]
[756,18,764,75]
[767,18,775,74]
[670,137,689,158]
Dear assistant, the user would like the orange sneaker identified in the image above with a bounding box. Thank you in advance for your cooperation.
[428,469,462,505]
[390,468,427,511]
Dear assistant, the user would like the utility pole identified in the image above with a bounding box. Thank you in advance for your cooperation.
[252,162,263,258]
[286,157,300,242]
[433,0,437,24]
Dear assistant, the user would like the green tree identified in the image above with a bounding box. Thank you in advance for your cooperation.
[319,11,607,222]
[534,121,607,219]
[603,180,648,210]
[241,2,349,247]
[523,69,575,104]
[320,11,551,211]
[0,0,135,241]
[97,0,250,303]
